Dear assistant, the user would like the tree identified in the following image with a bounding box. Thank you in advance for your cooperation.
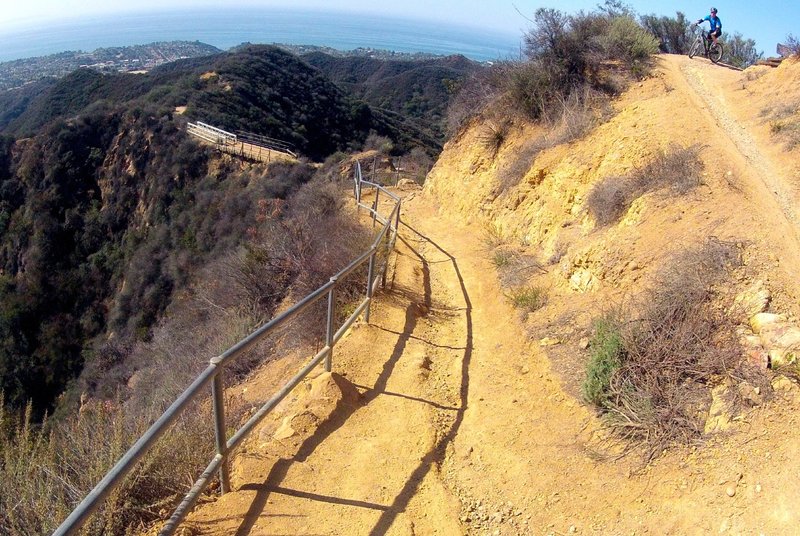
[786,34,800,55]
[597,0,635,18]
[640,12,692,54]
[723,32,763,68]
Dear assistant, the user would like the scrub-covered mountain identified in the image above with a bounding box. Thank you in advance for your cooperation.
[0,45,443,415]
[0,45,440,158]
[302,52,480,141]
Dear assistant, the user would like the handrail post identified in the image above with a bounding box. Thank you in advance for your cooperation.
[390,205,401,282]
[365,250,376,324]
[394,203,401,243]
[211,369,231,494]
[381,206,399,289]
[355,162,362,209]
[325,278,337,372]
[372,187,380,228]
[381,235,389,289]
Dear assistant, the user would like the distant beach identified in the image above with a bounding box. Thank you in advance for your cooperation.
[0,8,521,63]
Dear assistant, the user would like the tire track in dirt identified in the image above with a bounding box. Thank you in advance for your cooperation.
[680,61,800,235]
[366,221,473,536]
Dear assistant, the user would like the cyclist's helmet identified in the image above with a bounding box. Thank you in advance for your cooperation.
[710,7,717,14]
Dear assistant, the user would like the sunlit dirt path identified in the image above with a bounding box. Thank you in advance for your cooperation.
[182,55,800,536]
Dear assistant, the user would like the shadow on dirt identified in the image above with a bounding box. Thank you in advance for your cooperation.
[224,221,472,535]
[367,222,473,535]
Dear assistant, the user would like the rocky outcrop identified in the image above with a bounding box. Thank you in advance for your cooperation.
[733,281,800,371]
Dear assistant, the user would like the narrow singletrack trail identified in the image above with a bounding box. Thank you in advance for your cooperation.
[673,54,800,301]
[679,57,800,234]
[186,56,800,535]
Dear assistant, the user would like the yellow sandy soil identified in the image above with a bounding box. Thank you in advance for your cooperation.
[173,54,800,535]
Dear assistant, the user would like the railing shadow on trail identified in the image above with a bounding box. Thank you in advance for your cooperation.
[350,383,461,411]
[367,222,473,536]
[52,162,400,536]
[229,225,435,535]
[224,221,473,536]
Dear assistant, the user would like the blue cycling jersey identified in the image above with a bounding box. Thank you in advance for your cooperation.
[702,15,722,33]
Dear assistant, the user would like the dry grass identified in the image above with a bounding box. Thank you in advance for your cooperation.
[0,395,215,535]
[495,90,611,194]
[762,99,800,150]
[485,236,549,314]
[492,249,515,268]
[507,285,548,312]
[586,144,702,226]
[478,121,510,157]
[582,238,760,460]
[497,136,550,192]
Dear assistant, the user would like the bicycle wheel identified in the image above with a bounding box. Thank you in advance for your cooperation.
[709,42,723,63]
[688,39,701,59]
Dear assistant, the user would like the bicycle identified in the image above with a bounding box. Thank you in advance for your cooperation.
[688,23,723,64]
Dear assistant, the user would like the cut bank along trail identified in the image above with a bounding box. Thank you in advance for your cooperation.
[185,55,800,536]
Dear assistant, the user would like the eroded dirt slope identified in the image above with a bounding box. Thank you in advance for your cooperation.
[181,54,800,535]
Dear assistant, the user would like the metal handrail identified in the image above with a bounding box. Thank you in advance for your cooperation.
[187,122,237,146]
[236,130,297,157]
[53,161,398,536]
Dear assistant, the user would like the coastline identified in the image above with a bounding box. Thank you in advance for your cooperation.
[0,8,520,63]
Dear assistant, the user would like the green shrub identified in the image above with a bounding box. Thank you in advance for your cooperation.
[492,250,514,268]
[447,6,660,137]
[722,32,763,69]
[582,239,748,459]
[363,130,394,153]
[581,316,625,407]
[504,61,555,121]
[598,16,660,76]
[640,11,693,54]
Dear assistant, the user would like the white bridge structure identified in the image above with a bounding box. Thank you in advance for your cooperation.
[187,121,297,162]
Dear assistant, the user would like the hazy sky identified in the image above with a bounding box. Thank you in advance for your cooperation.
[0,1,797,55]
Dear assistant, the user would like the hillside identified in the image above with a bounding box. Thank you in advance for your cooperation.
[0,45,449,416]
[302,52,480,141]
[0,45,441,158]
[178,54,800,534]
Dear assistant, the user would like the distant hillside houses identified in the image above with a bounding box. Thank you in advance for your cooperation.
[0,41,221,91]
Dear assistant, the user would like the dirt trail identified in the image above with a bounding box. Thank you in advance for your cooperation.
[185,56,800,535]
[679,57,800,238]
[186,194,468,535]
[672,54,800,304]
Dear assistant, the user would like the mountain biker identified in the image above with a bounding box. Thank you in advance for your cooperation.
[696,7,722,46]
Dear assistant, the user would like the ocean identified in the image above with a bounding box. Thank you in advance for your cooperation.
[0,9,521,63]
